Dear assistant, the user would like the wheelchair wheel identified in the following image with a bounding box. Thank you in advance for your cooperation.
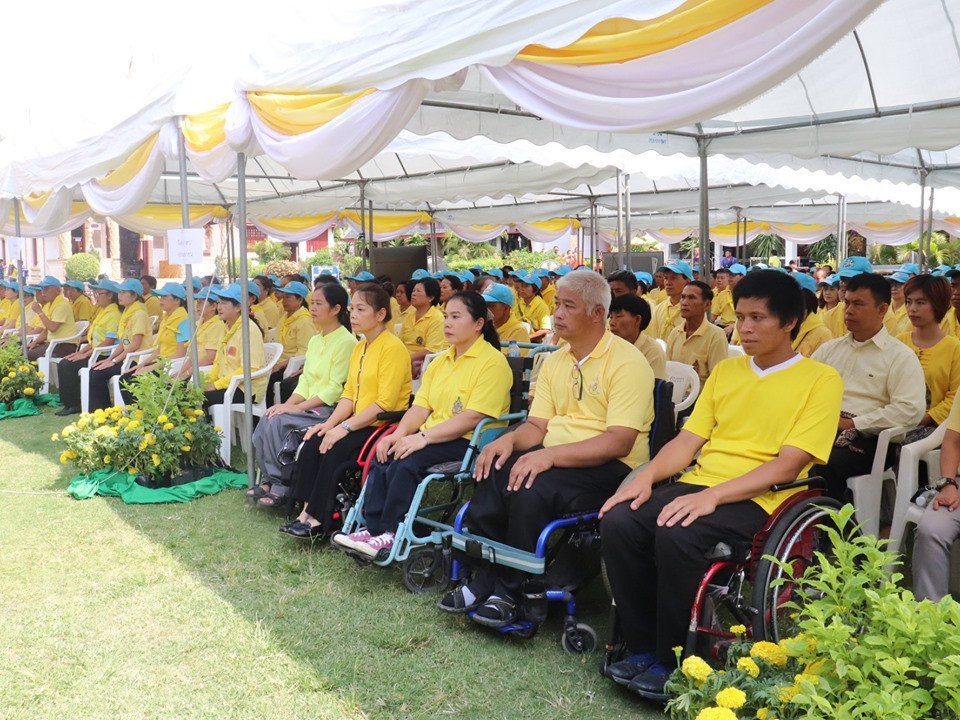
[402,547,449,594]
[751,496,846,642]
[561,623,598,655]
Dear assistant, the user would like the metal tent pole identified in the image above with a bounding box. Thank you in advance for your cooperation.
[177,125,202,387]
[734,208,742,263]
[624,174,632,271]
[236,152,255,488]
[926,185,936,265]
[226,216,235,283]
[368,200,374,271]
[615,169,624,270]
[589,199,597,269]
[698,139,710,279]
[835,195,844,266]
[14,200,27,351]
[429,220,438,270]
[918,172,929,271]
[358,182,367,271]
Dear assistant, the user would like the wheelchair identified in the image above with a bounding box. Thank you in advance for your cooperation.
[601,478,848,677]
[447,378,677,654]
[334,344,558,587]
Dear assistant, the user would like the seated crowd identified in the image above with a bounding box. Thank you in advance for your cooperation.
[8,256,960,701]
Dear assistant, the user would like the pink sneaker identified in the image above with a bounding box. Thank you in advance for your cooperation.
[333,528,372,551]
[355,531,395,558]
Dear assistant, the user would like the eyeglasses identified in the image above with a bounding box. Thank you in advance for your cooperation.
[571,363,584,401]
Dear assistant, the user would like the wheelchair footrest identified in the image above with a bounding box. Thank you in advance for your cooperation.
[451,531,547,574]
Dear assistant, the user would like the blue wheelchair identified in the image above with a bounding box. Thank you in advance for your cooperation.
[447,378,676,654]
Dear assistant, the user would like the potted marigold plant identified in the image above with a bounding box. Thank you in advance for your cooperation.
[0,342,43,407]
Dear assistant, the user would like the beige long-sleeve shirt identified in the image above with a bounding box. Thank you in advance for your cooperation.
[811,326,925,434]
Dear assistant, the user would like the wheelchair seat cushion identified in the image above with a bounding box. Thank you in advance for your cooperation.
[425,460,464,476]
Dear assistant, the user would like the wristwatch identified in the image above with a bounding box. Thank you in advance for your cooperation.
[340,420,352,433]
[932,476,958,491]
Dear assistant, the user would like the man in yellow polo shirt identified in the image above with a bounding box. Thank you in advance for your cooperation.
[608,293,666,380]
[646,261,692,340]
[63,281,95,322]
[598,269,842,699]
[666,281,729,388]
[25,276,78,361]
[438,269,654,625]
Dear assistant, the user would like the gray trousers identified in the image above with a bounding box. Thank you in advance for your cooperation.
[252,408,333,484]
[913,504,960,602]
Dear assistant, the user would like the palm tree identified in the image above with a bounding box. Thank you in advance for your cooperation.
[803,235,836,265]
[748,234,784,260]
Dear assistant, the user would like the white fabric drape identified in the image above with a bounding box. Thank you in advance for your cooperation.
[247,217,335,244]
[113,210,224,236]
[0,204,89,238]
[18,188,76,231]
[848,221,920,246]
[440,223,509,243]
[768,223,836,244]
[515,221,577,244]
[340,213,428,243]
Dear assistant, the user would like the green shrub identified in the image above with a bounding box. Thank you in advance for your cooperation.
[64,252,101,281]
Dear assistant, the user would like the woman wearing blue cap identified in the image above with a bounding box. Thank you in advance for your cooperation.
[202,284,267,408]
[63,282,95,323]
[174,288,225,380]
[267,282,316,406]
[87,279,154,412]
[54,282,123,416]
[253,275,283,331]
[515,272,551,342]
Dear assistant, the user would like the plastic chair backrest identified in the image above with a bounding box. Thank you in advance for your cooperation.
[649,379,677,457]
[665,360,700,411]
[655,338,667,352]
[728,344,746,358]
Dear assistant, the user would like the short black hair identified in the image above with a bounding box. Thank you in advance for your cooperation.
[844,272,891,307]
[609,293,652,332]
[416,278,442,306]
[441,274,463,292]
[314,274,339,286]
[139,275,157,289]
[732,269,804,340]
[686,280,714,303]
[606,270,638,292]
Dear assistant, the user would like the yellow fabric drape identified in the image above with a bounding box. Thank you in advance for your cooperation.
[6,202,90,225]
[247,90,375,136]
[518,0,775,65]
[525,218,582,230]
[773,223,830,232]
[22,191,52,209]
[127,204,229,225]
[96,134,159,189]
[862,221,917,230]
[339,210,431,234]
[182,104,230,152]
[708,221,771,237]
[256,212,339,233]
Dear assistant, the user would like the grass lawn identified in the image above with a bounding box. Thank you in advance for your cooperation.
[0,408,664,720]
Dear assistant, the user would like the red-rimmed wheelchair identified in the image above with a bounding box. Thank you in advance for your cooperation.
[602,478,848,674]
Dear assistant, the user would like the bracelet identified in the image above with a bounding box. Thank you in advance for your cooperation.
[420,430,428,442]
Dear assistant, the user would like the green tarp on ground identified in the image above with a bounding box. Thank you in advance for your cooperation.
[67,468,247,504]
[0,393,61,420]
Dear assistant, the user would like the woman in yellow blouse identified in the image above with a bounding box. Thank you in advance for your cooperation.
[88,278,153,411]
[896,275,960,434]
[819,275,845,337]
[399,278,446,368]
[174,287,226,380]
[55,280,123,416]
[267,281,316,406]
[515,271,551,342]
[282,283,412,539]
[63,281,95,322]
[202,283,267,408]
[792,273,834,357]
[333,291,512,557]
[253,275,282,331]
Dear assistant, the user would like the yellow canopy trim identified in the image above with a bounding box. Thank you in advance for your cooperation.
[524,218,581,231]
[517,0,774,65]
[182,104,230,153]
[22,191,52,209]
[129,204,229,226]
[339,210,431,234]
[709,221,770,236]
[96,134,159,190]
[256,213,339,233]
[248,89,375,136]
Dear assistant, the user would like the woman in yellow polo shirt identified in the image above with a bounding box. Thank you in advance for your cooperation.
[819,276,845,337]
[174,287,226,380]
[896,274,960,436]
[253,275,282,331]
[516,271,551,342]
[267,281,316,406]
[282,283,412,539]
[399,277,445,368]
[202,283,267,408]
[332,291,512,557]
[792,273,834,357]
[55,280,123,416]
[64,281,95,322]
[87,278,153,411]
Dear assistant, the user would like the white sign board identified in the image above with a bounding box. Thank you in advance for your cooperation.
[167,229,205,265]
[6,236,24,262]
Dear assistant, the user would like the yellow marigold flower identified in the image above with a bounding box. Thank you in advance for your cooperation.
[138,441,147,451]
[50,433,59,442]
[805,659,826,676]
[1,377,8,382]
[729,624,746,635]
[18,365,29,372]
[794,672,818,687]
[59,451,70,464]
[134,410,144,419]
[118,417,129,426]
[107,428,118,438]
[162,422,174,431]
[61,425,76,437]
[737,657,760,678]
[36,371,44,378]
[144,433,156,446]
[23,387,35,396]
[128,468,139,475]
[7,371,15,378]
[180,445,191,453]
[103,455,111,464]
[778,684,799,703]
[188,416,197,423]
[750,641,788,668]
[76,418,88,429]
[152,453,161,467]
[184,431,193,441]
[695,708,737,720]
[681,656,714,683]
[157,414,168,424]
[757,709,770,720]
[214,426,222,432]
[715,687,746,710]
[126,420,140,430]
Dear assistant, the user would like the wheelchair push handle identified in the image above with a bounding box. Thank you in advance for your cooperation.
[770,476,826,493]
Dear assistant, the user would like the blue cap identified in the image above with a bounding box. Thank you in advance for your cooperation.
[23,285,37,295]
[728,263,747,276]
[154,282,187,301]
[793,272,817,294]
[481,283,515,307]
[274,281,309,299]
[348,270,375,282]
[440,269,460,280]
[898,263,920,276]
[823,274,840,287]
[888,271,911,284]
[662,260,693,280]
[175,318,191,344]
[411,269,431,281]
[460,271,476,284]
[191,276,203,291]
[634,271,653,286]
[211,283,242,303]
[484,268,504,279]
[932,264,953,277]
[93,279,121,294]
[516,270,541,286]
[117,278,144,296]
[470,264,483,270]
[749,263,769,272]
[267,275,281,285]
[837,256,873,278]
[64,280,86,291]
[194,287,217,301]
[535,269,551,279]
[0,280,10,289]
[35,275,62,289]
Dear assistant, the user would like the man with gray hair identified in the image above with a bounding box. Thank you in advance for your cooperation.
[438,269,656,625]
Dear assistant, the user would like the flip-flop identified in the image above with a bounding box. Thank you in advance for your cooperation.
[245,483,271,499]
[256,491,289,508]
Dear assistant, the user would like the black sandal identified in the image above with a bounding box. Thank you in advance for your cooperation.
[256,490,288,508]
[471,595,518,627]
[437,585,484,614]
[246,483,271,499]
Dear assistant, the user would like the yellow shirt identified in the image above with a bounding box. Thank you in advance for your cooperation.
[541,283,556,313]
[42,293,78,340]
[821,303,846,337]
[400,306,445,354]
[155,307,188,359]
[414,336,512,439]
[710,288,736,325]
[891,304,909,337]
[117,301,153,351]
[529,331,654,468]
[341,330,412,424]
[251,304,270,336]
[517,295,551,332]
[3,298,20,325]
[497,316,531,354]
[648,297,683,340]
[665,319,729,387]
[143,293,162,321]
[682,355,843,514]
[0,298,8,320]
[389,297,402,331]
[278,306,315,362]
[193,315,226,358]
[793,313,833,358]
[634,333,667,380]
[293,325,358,405]
[648,287,666,306]
[946,381,960,432]
[255,299,282,330]
[87,303,121,346]
[209,317,267,401]
[895,331,960,425]
[71,294,95,323]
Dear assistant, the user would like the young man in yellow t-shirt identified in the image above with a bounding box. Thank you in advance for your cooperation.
[598,269,842,699]
[438,270,655,625]
[25,276,79,361]
[665,281,728,388]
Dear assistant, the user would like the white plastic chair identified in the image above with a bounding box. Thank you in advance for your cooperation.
[79,346,115,413]
[727,344,746,358]
[271,354,306,409]
[37,320,88,393]
[412,351,442,395]
[520,321,532,334]
[108,349,156,408]
[210,342,283,466]
[889,423,947,556]
[148,315,159,332]
[665,360,700,420]
[655,338,667,352]
[846,425,910,538]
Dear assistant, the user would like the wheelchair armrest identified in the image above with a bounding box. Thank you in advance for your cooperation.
[376,411,406,422]
[770,476,826,493]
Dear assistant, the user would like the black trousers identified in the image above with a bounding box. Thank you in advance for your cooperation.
[362,437,470,536]
[202,388,247,410]
[266,369,285,408]
[118,370,140,405]
[88,363,123,411]
[812,433,880,501]
[464,447,629,597]
[290,427,376,531]
[600,482,767,664]
[279,375,299,404]
[57,357,87,409]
